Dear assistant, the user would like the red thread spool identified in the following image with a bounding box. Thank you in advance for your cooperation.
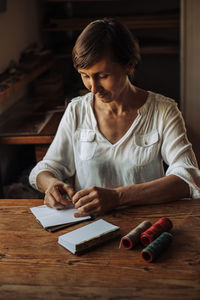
[140,217,173,246]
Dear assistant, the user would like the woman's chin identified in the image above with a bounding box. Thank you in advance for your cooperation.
[96,93,112,102]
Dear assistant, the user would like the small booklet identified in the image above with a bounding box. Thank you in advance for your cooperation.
[30,205,91,232]
[58,219,120,254]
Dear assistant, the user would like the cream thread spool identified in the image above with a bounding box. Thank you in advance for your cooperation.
[120,221,152,249]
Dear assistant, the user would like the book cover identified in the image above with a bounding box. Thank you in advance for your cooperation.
[58,219,120,254]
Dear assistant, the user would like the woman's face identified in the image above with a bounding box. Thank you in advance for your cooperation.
[78,55,131,103]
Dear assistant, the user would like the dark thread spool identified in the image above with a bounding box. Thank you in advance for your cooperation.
[121,221,152,249]
[141,231,173,262]
[140,217,173,246]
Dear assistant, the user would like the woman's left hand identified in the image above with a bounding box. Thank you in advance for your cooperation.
[72,186,120,217]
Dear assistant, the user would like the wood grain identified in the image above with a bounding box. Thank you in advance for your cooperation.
[0,199,200,300]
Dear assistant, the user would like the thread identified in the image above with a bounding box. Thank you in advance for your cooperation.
[120,221,152,249]
[140,217,173,246]
[141,232,173,262]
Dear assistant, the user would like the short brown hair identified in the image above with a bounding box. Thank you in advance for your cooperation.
[72,18,141,71]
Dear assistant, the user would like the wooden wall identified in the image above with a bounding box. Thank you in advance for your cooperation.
[181,0,200,165]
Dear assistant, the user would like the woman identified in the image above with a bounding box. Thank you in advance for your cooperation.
[29,18,200,217]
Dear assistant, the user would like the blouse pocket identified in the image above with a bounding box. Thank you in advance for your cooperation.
[133,131,160,166]
[77,130,97,160]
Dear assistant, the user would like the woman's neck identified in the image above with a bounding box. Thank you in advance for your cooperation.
[94,85,148,117]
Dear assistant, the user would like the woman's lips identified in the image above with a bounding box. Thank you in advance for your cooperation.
[97,92,107,98]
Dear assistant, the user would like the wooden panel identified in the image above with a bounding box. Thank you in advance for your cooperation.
[35,144,49,162]
[181,0,200,164]
[0,135,54,145]
[39,111,63,136]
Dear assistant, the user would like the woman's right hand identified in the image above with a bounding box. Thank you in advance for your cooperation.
[44,180,75,209]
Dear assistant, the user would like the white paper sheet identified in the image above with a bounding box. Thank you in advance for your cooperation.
[30,205,91,228]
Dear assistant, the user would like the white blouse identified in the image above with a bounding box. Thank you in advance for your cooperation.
[29,91,200,199]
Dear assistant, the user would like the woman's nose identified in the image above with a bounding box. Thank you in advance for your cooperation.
[90,78,101,94]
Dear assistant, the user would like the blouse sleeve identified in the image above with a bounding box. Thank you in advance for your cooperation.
[29,102,75,190]
[161,101,200,199]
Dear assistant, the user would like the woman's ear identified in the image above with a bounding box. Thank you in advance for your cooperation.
[126,62,135,75]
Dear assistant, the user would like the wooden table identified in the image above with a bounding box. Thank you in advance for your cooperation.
[0,199,200,300]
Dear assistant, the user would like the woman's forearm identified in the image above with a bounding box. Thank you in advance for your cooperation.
[116,174,190,207]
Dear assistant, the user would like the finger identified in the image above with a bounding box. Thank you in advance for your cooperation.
[74,193,95,209]
[74,199,99,217]
[74,206,99,217]
[44,193,65,209]
[72,188,91,204]
[54,203,66,210]
[52,186,72,206]
[63,184,75,199]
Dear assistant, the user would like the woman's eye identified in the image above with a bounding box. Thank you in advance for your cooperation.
[99,74,108,79]
[82,74,89,79]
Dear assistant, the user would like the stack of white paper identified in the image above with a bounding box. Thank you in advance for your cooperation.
[30,205,91,231]
[58,219,120,254]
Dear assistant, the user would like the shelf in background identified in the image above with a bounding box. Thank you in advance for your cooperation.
[141,45,179,55]
[0,60,54,103]
[0,96,64,145]
[43,14,179,32]
[43,0,119,2]
[0,111,63,145]
[54,45,179,57]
